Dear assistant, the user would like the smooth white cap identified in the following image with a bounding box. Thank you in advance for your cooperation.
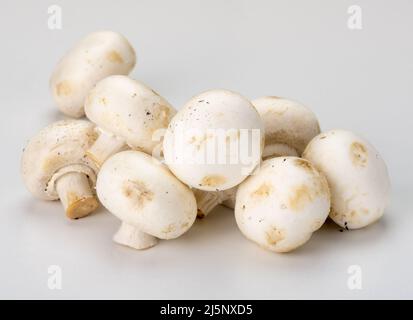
[163,89,264,191]
[85,75,175,154]
[235,157,330,252]
[303,129,391,229]
[96,150,197,239]
[50,31,136,118]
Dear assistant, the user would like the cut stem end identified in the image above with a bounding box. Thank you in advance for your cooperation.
[56,171,99,219]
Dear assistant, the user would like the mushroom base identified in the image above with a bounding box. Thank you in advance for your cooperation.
[113,222,158,250]
[222,194,236,210]
[86,128,128,168]
[56,171,99,219]
[194,188,236,218]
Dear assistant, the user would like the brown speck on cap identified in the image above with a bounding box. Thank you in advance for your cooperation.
[162,224,176,234]
[251,183,273,198]
[265,226,285,245]
[122,179,154,209]
[199,175,226,188]
[288,185,313,211]
[56,81,72,96]
[350,142,368,167]
[106,50,124,63]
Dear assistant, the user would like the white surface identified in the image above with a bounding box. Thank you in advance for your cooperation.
[1,0,412,299]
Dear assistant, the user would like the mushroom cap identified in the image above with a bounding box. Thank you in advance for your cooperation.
[50,31,136,118]
[96,150,197,239]
[303,130,390,229]
[235,157,330,253]
[163,89,264,191]
[85,75,175,154]
[21,120,98,200]
[253,96,320,156]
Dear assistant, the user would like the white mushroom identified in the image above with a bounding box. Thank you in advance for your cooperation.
[163,89,264,192]
[21,120,99,219]
[50,31,136,118]
[303,130,390,229]
[235,157,330,253]
[84,75,176,168]
[96,150,197,250]
[253,96,320,158]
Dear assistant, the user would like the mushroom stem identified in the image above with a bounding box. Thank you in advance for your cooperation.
[195,190,221,218]
[55,172,99,219]
[194,189,234,218]
[113,222,159,249]
[222,190,237,209]
[262,143,299,160]
[86,128,127,168]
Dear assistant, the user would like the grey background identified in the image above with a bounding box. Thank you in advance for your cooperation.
[0,0,412,299]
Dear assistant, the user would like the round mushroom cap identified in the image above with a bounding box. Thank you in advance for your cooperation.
[96,150,197,239]
[85,75,175,154]
[21,120,98,200]
[50,31,136,118]
[163,89,264,191]
[253,96,320,156]
[303,130,390,229]
[235,157,330,253]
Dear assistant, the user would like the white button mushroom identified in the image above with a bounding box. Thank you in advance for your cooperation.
[96,150,197,250]
[50,31,136,118]
[21,120,99,219]
[235,157,330,253]
[84,75,176,167]
[303,130,391,229]
[253,96,320,159]
[163,89,264,192]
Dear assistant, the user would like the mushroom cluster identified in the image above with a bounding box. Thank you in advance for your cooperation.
[21,31,390,253]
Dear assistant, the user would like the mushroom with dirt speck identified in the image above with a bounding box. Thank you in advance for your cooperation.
[96,150,197,250]
[235,157,330,253]
[50,31,136,118]
[303,129,391,229]
[163,89,264,192]
[21,120,99,219]
[84,75,176,167]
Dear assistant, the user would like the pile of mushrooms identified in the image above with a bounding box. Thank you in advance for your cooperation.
[21,31,391,253]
